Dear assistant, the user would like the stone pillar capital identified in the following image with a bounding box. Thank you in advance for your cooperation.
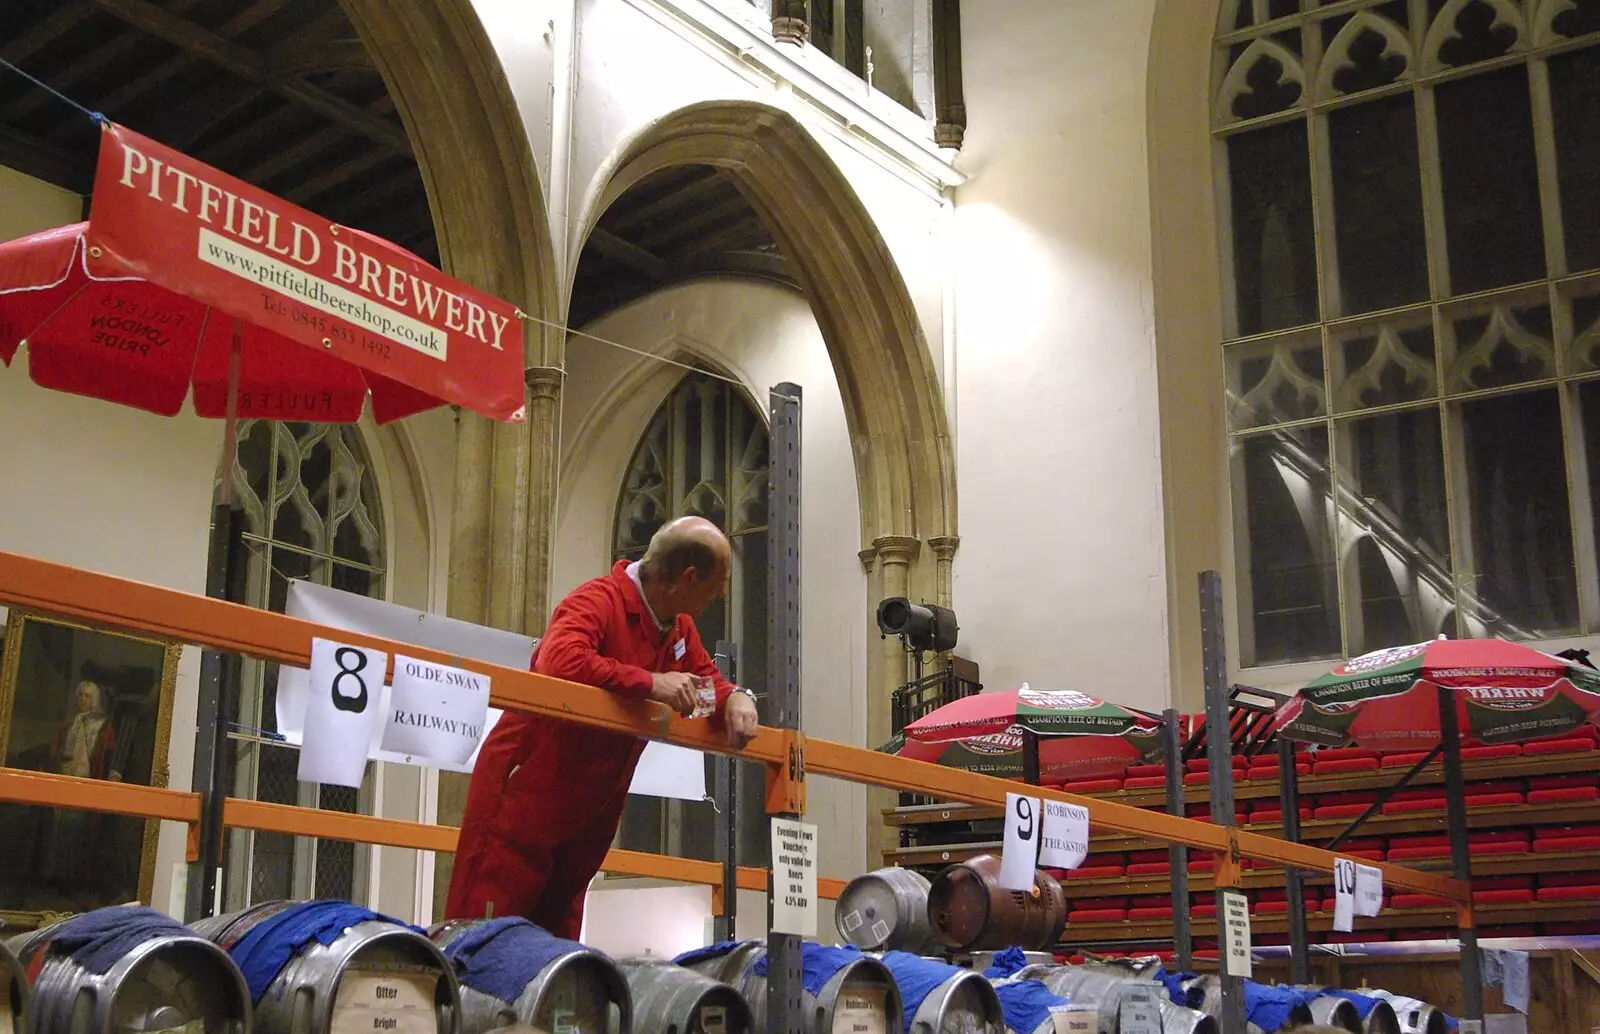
[928,535,961,560]
[525,365,564,400]
[872,535,922,567]
[858,547,879,575]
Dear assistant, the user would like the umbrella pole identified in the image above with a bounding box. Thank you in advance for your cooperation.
[1021,728,1040,786]
[1437,682,1484,1023]
[190,323,244,920]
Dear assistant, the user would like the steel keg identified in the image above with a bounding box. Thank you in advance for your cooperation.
[681,942,767,986]
[1362,992,1445,1034]
[836,869,938,953]
[0,937,27,1032]
[617,958,749,1034]
[196,900,459,1034]
[429,918,628,1034]
[1291,989,1400,1034]
[875,954,1003,1034]
[1360,999,1401,1034]
[704,943,904,1034]
[1181,974,1311,1034]
[954,952,1055,974]
[9,907,250,1034]
[1017,965,1215,1034]
[1306,995,1362,1032]
[927,856,1067,952]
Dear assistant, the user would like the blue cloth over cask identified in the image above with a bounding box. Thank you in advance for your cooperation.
[441,916,604,1005]
[1240,981,1315,1032]
[673,940,744,967]
[881,952,963,1032]
[981,947,1030,980]
[992,979,1067,1034]
[49,906,192,974]
[229,900,415,1004]
[751,942,863,995]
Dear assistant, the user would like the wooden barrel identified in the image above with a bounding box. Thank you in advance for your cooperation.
[9,908,250,1034]
[926,855,1066,952]
[1364,993,1445,1034]
[1307,995,1363,1032]
[1017,964,1215,1034]
[429,918,628,1034]
[704,943,904,1034]
[836,868,937,953]
[616,958,750,1034]
[195,900,459,1034]
[0,938,26,1033]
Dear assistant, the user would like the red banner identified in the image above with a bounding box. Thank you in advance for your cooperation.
[84,124,526,423]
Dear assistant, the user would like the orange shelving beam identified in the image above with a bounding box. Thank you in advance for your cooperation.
[0,549,1470,907]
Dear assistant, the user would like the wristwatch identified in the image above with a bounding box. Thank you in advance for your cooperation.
[728,685,758,704]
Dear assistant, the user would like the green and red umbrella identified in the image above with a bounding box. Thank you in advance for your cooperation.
[1276,637,1600,750]
[881,688,1164,782]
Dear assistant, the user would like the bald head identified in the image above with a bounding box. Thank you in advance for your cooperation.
[637,517,732,619]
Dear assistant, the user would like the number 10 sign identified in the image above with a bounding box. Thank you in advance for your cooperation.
[299,638,388,788]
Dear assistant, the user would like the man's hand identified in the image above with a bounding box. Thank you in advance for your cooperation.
[723,691,759,749]
[649,671,700,716]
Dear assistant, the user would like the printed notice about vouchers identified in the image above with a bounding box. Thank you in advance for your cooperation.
[770,818,818,937]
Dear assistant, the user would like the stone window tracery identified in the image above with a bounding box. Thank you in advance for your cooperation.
[210,420,386,908]
[1215,0,1600,666]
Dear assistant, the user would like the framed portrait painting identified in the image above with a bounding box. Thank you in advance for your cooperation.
[0,610,179,929]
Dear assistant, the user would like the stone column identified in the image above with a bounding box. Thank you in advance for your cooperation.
[523,366,565,630]
[929,535,960,609]
[865,534,920,871]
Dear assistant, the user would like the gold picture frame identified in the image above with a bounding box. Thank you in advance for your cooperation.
[0,610,180,930]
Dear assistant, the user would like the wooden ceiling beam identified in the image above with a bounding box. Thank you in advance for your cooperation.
[2,0,207,122]
[1,1,96,65]
[668,213,771,258]
[604,172,730,234]
[236,96,395,183]
[292,155,410,210]
[0,123,93,194]
[95,0,300,122]
[91,0,408,153]
[585,228,670,282]
[269,39,373,77]
[643,196,760,253]
[680,249,794,284]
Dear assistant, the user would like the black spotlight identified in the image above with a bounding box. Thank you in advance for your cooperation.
[876,597,959,653]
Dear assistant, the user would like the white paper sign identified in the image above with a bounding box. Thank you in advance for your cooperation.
[770,818,818,937]
[1485,1017,1527,1034]
[299,638,388,787]
[1049,1007,1096,1034]
[833,987,886,1034]
[1355,863,1383,917]
[1221,890,1253,978]
[1501,950,1530,1014]
[379,655,491,765]
[1000,793,1043,891]
[1038,800,1090,871]
[1333,857,1357,932]
[330,969,437,1034]
[630,741,708,802]
[1117,987,1161,1034]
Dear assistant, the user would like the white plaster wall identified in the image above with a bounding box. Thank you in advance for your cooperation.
[949,0,1171,710]
[550,278,866,940]
[0,164,458,921]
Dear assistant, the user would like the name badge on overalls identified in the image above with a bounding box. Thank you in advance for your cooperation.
[673,639,686,661]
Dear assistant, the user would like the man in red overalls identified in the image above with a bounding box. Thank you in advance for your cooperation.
[444,516,761,937]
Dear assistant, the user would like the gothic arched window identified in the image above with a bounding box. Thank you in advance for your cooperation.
[211,420,386,908]
[1216,0,1600,666]
[612,371,770,862]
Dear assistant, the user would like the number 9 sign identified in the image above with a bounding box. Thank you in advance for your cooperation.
[299,637,388,788]
[999,791,1043,891]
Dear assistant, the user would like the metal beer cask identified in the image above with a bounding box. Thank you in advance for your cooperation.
[836,869,937,953]
[1182,975,1311,1034]
[1306,995,1362,1032]
[1361,1000,1401,1034]
[681,942,766,986]
[1016,965,1215,1034]
[617,958,749,1034]
[8,912,250,1034]
[926,856,1066,952]
[429,919,629,1034]
[196,900,459,1034]
[1364,993,1445,1034]
[901,969,1002,1034]
[0,938,26,1032]
[709,944,904,1034]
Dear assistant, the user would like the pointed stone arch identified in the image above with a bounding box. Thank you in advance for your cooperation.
[575,101,958,564]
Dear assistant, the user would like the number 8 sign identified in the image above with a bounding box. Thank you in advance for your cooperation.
[299,638,389,788]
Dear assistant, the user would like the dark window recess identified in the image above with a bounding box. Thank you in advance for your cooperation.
[1458,389,1578,636]
[1228,121,1320,335]
[1232,50,1304,120]
[1329,94,1428,314]
[1550,47,1600,274]
[1237,425,1341,664]
[1552,0,1600,38]
[1435,68,1546,295]
[1435,0,1520,66]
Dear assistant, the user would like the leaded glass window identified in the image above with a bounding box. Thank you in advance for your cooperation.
[210,420,385,908]
[1216,0,1600,666]
[612,372,771,866]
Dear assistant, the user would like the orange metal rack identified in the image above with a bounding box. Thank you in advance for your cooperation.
[0,548,1471,922]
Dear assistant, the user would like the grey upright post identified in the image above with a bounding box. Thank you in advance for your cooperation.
[1439,684,1484,1023]
[1163,707,1192,971]
[713,641,740,942]
[767,383,804,1034]
[1200,571,1244,1034]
